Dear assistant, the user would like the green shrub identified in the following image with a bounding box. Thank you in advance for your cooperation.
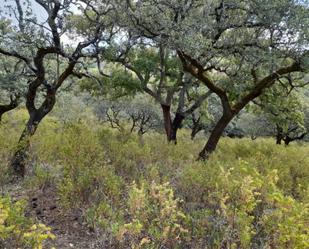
[56,124,123,211]
[114,181,189,249]
[2,113,309,248]
[179,159,309,248]
[0,196,55,249]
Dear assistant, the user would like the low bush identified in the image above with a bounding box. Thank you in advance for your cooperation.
[0,196,55,249]
[1,113,309,248]
[114,181,189,248]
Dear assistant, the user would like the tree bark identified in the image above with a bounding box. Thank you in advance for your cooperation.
[198,114,233,160]
[170,112,185,144]
[11,115,40,177]
[284,138,291,146]
[276,137,282,145]
[283,132,307,146]
[161,104,172,141]
[161,105,186,144]
[276,125,283,145]
[10,93,55,178]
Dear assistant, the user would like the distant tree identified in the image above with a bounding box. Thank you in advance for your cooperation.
[95,99,162,135]
[187,112,207,140]
[0,95,19,122]
[50,90,94,125]
[236,112,274,140]
[105,45,211,143]
[188,95,245,140]
[186,96,212,140]
[254,83,308,145]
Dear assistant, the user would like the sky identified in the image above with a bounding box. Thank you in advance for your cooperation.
[0,0,83,45]
[0,0,83,21]
[0,0,47,23]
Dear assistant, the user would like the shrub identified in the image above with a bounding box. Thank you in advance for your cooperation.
[2,114,309,248]
[56,124,123,214]
[0,196,55,249]
[114,181,188,249]
[179,159,309,249]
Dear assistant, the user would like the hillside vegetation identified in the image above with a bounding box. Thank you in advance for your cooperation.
[1,110,308,249]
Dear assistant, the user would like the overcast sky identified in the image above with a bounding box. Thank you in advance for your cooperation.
[0,0,46,24]
[0,0,82,24]
[0,0,83,45]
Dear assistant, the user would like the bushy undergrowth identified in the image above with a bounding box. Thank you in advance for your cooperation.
[0,196,55,249]
[0,110,309,248]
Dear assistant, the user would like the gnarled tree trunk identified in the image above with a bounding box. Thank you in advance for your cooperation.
[11,115,40,177]
[10,91,56,178]
[161,104,172,141]
[177,49,302,161]
[198,113,234,160]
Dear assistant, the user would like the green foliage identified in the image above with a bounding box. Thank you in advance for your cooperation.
[1,114,309,248]
[180,158,309,248]
[108,69,142,97]
[260,190,309,249]
[115,181,188,248]
[0,196,55,249]
[255,84,307,137]
[79,69,142,99]
[54,124,124,210]
[117,0,309,101]
[0,1,308,247]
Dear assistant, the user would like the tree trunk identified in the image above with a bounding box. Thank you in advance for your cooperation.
[0,109,6,122]
[283,132,306,146]
[250,135,257,140]
[276,125,283,145]
[170,113,185,144]
[284,137,291,146]
[10,112,45,177]
[276,136,282,145]
[161,104,172,141]
[161,105,186,144]
[198,114,233,160]
[10,91,55,178]
[191,128,198,140]
[190,114,204,140]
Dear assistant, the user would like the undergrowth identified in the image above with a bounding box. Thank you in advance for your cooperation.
[0,110,308,248]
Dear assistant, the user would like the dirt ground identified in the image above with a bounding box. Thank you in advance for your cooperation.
[5,183,117,249]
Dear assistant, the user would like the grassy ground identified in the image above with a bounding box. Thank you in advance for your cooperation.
[0,110,308,248]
